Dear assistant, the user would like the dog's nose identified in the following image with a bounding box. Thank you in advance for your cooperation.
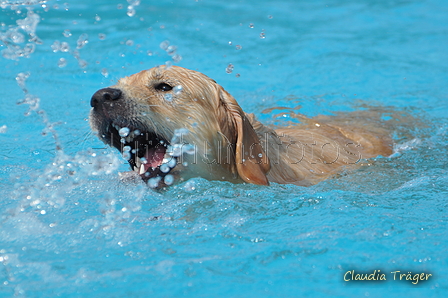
[90,88,122,108]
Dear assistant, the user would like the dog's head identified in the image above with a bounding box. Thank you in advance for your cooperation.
[89,65,270,186]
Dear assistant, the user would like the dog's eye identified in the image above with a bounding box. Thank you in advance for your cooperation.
[154,83,173,92]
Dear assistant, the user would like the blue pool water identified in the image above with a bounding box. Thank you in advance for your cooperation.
[1,0,447,297]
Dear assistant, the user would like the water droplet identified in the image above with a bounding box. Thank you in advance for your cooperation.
[98,33,106,40]
[76,33,88,49]
[127,6,136,16]
[148,177,161,188]
[160,40,169,50]
[167,158,177,168]
[63,29,72,38]
[95,15,101,22]
[164,174,174,185]
[160,164,170,173]
[164,94,173,102]
[125,39,134,46]
[122,151,131,160]
[123,146,131,152]
[249,23,254,28]
[235,73,240,78]
[226,63,234,74]
[0,125,7,134]
[260,31,266,39]
[228,41,232,45]
[172,54,182,63]
[268,15,273,19]
[60,41,70,52]
[235,45,242,50]
[57,58,67,68]
[166,45,177,55]
[101,68,108,78]
[119,127,130,137]
[173,85,183,94]
[147,50,153,56]
[170,144,182,157]
[51,41,60,52]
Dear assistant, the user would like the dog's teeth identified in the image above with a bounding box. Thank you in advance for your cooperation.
[135,158,141,169]
[133,166,139,172]
[139,164,146,175]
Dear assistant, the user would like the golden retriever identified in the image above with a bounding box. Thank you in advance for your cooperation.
[89,65,392,187]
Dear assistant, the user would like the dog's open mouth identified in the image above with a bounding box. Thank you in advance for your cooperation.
[107,123,177,183]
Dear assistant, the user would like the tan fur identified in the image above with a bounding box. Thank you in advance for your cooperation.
[90,65,393,186]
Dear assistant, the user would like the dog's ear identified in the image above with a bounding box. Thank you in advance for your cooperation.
[217,88,270,185]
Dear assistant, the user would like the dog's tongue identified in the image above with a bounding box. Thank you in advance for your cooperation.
[143,146,166,173]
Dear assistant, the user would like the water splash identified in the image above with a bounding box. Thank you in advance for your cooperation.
[15,72,62,151]
[390,138,422,158]
[126,0,140,17]
[9,150,130,231]
[76,33,88,49]
[50,31,89,68]
[1,0,47,5]
[160,40,182,63]
[226,63,234,74]
[0,8,42,60]
[146,128,196,189]
[173,85,183,95]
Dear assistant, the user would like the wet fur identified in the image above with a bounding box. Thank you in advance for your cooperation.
[90,65,392,186]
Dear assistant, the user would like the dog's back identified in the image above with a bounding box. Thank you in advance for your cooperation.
[247,111,393,186]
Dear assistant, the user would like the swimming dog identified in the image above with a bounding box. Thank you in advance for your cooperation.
[89,65,392,186]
